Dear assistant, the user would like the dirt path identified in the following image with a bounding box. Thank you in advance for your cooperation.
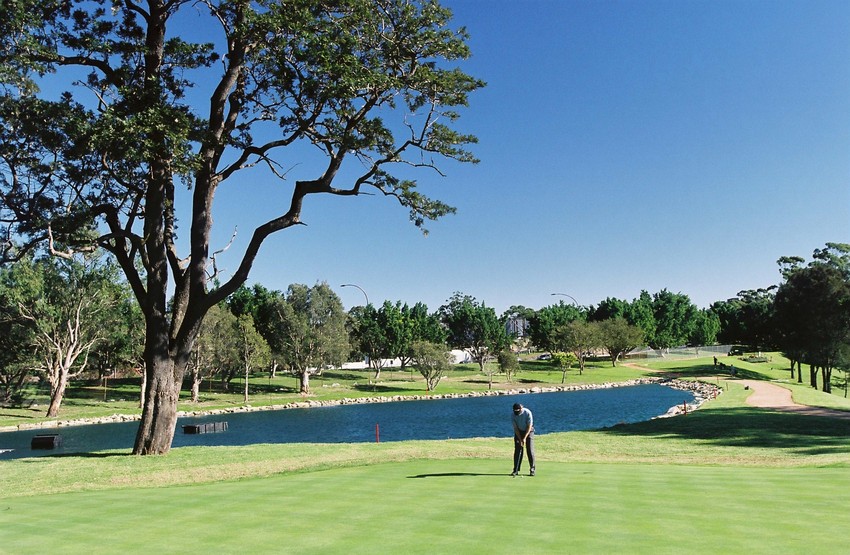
[622,363,850,421]
[737,379,850,420]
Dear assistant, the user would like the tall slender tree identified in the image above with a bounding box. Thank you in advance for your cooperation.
[188,303,237,402]
[349,303,391,381]
[0,256,123,416]
[235,314,270,404]
[278,283,348,394]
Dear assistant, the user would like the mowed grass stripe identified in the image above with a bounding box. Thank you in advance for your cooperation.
[2,459,849,554]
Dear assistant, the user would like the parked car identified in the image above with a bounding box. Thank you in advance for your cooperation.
[536,353,551,360]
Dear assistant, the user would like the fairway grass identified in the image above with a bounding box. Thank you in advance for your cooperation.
[2,366,850,554]
[2,459,847,555]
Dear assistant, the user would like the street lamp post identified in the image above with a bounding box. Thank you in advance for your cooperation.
[551,292,579,307]
[341,283,370,306]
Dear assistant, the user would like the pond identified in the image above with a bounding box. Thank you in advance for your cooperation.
[0,384,694,459]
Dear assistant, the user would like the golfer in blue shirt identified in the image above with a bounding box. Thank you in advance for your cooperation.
[511,403,535,476]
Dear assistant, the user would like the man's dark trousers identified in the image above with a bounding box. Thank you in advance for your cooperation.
[513,431,535,473]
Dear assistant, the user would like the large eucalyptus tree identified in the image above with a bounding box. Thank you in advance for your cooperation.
[0,0,482,453]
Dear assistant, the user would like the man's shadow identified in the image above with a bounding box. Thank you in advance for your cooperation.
[407,472,509,478]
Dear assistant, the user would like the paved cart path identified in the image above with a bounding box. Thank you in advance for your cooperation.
[738,379,850,420]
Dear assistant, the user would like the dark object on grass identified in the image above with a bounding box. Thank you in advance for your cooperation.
[31,434,62,449]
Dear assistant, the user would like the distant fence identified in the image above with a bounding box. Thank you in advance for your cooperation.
[625,345,733,362]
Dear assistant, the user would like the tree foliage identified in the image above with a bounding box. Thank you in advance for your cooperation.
[189,303,238,401]
[551,351,577,384]
[597,317,644,367]
[235,314,271,403]
[774,244,850,392]
[0,264,39,404]
[589,297,629,322]
[348,304,389,380]
[496,348,520,384]
[527,301,584,353]
[439,292,507,373]
[649,289,698,350]
[411,340,451,391]
[348,300,446,379]
[551,319,601,375]
[711,288,776,349]
[624,291,656,348]
[278,283,348,394]
[0,255,125,416]
[0,0,481,453]
[229,284,289,377]
[688,308,720,348]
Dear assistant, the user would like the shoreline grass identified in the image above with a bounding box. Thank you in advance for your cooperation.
[4,351,848,429]
[2,377,849,500]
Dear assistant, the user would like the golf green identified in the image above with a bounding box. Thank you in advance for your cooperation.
[2,458,847,554]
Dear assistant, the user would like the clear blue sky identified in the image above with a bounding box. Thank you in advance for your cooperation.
[211,0,849,314]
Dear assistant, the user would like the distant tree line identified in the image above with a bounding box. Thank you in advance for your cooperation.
[711,243,850,392]
[1,243,848,410]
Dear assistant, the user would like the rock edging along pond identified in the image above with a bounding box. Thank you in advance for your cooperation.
[0,378,720,433]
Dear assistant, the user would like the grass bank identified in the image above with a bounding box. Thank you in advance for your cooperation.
[7,349,848,429]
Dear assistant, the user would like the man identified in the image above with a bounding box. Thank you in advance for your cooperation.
[511,402,535,476]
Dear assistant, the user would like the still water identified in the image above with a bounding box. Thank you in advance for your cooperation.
[0,384,693,459]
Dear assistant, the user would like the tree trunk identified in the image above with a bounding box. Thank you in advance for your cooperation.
[243,364,250,404]
[46,373,67,418]
[822,366,832,393]
[810,365,818,389]
[133,356,182,455]
[299,370,310,394]
[190,373,201,403]
[139,368,147,408]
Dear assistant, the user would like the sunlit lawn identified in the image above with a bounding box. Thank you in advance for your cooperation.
[2,360,850,554]
[3,458,848,555]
